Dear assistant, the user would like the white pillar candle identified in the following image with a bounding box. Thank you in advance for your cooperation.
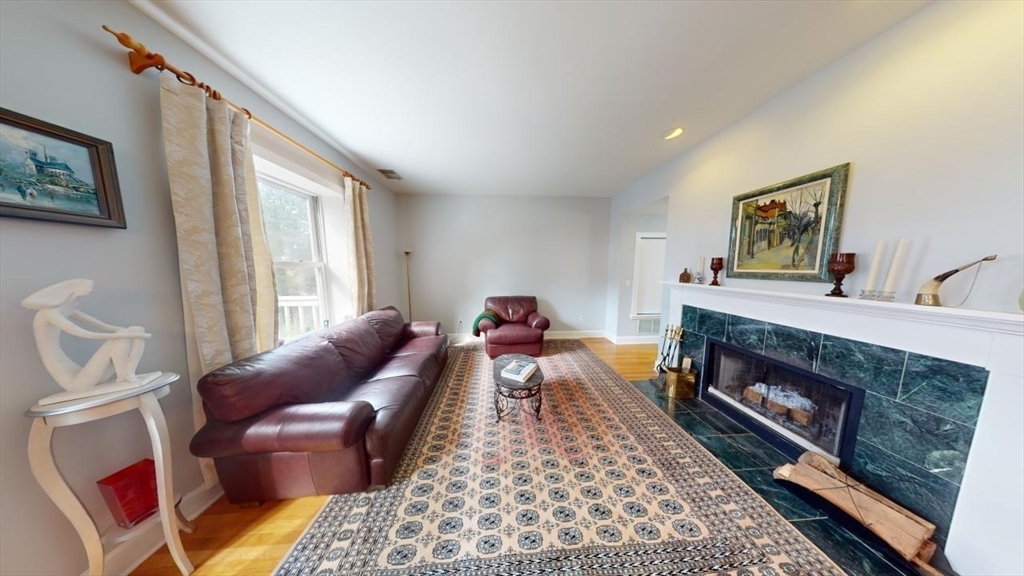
[882,238,908,294]
[698,257,705,273]
[863,241,886,292]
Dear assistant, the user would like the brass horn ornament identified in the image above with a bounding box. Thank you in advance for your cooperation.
[914,255,997,307]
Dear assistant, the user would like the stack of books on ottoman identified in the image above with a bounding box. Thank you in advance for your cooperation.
[501,360,537,383]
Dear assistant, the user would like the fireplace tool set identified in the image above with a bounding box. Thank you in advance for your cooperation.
[654,325,682,374]
[651,326,696,399]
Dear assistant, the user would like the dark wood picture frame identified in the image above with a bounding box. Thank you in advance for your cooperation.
[726,163,850,283]
[0,108,126,228]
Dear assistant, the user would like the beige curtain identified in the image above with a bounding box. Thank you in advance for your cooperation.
[159,75,277,486]
[344,176,376,315]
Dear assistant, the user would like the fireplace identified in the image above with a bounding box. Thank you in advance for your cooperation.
[701,338,864,468]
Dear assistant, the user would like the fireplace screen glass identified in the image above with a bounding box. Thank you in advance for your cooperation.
[709,346,852,457]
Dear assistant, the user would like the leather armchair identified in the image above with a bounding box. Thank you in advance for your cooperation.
[479,296,550,358]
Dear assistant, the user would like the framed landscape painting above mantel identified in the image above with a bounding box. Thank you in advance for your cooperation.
[0,108,126,228]
[727,163,850,283]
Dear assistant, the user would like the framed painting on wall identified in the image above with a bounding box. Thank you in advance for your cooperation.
[727,163,849,282]
[0,108,126,228]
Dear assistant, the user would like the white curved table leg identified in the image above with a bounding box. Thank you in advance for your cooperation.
[175,505,196,534]
[139,393,194,575]
[27,419,104,575]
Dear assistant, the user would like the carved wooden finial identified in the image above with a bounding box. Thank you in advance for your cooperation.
[103,25,144,54]
[103,25,166,75]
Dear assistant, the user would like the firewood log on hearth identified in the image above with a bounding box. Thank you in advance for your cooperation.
[774,452,945,575]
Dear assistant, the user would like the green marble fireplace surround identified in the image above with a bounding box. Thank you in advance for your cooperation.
[666,282,1024,574]
[681,304,989,546]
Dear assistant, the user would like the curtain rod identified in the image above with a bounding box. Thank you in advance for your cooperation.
[102,26,371,190]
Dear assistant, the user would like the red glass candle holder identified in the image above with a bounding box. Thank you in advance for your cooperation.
[710,257,724,286]
[826,253,856,297]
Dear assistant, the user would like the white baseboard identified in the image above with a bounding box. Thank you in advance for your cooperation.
[449,331,611,342]
[606,334,660,345]
[82,483,224,576]
[447,333,483,342]
[546,330,607,340]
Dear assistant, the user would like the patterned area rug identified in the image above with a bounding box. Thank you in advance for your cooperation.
[276,340,844,575]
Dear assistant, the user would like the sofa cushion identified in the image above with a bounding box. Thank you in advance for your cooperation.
[486,323,543,345]
[365,402,422,485]
[405,321,441,339]
[340,375,424,410]
[485,296,538,323]
[362,306,406,353]
[338,376,428,474]
[365,352,440,391]
[391,334,448,362]
[324,318,388,378]
[197,338,352,423]
[190,401,376,457]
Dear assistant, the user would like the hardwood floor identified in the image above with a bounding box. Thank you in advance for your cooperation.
[129,496,328,575]
[131,338,657,575]
[581,338,659,381]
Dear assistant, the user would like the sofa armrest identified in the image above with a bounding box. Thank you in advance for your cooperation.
[190,401,376,458]
[477,318,497,334]
[405,321,441,339]
[527,311,551,331]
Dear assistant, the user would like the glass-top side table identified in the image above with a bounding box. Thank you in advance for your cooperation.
[25,372,195,575]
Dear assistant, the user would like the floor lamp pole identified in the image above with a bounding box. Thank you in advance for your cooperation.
[404,250,412,320]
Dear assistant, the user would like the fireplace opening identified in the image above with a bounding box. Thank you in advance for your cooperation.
[701,338,864,468]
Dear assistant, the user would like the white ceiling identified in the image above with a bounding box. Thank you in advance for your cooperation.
[135,1,929,197]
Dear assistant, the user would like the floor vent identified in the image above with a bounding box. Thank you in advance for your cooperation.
[637,318,660,335]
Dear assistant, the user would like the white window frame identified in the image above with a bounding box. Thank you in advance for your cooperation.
[256,173,332,340]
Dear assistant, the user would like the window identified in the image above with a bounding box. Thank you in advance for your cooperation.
[258,176,329,341]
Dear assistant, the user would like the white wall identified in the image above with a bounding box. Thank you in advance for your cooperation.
[612,214,667,340]
[0,2,399,574]
[605,192,675,339]
[369,187,403,314]
[396,194,610,336]
[614,0,1024,316]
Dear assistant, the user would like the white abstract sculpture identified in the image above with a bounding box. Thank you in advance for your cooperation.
[22,279,157,404]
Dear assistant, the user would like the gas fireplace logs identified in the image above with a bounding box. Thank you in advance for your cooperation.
[743,383,816,427]
[742,386,763,404]
[774,452,942,575]
[789,407,814,427]
[766,398,789,415]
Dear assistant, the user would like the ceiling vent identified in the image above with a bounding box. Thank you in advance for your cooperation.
[378,169,403,180]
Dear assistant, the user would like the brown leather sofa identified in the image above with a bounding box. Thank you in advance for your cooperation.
[478,295,550,358]
[189,306,448,504]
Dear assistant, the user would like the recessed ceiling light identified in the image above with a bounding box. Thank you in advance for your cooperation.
[662,127,684,140]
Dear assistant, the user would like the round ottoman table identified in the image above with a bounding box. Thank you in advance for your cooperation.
[492,353,544,422]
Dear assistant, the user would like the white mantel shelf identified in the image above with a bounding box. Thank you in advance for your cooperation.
[662,281,1023,336]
